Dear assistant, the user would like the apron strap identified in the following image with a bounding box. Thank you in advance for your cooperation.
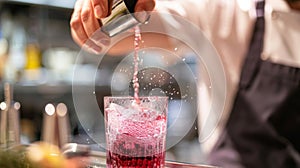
[239,0,265,89]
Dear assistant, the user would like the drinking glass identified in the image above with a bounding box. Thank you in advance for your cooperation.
[104,96,168,167]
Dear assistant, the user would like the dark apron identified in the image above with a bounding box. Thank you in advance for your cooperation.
[208,1,300,167]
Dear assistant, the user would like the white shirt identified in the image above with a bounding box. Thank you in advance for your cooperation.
[155,0,300,155]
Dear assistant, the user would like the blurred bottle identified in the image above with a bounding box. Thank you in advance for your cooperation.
[24,13,42,83]
[25,42,41,70]
[4,14,27,83]
[0,29,8,82]
[0,11,10,82]
[24,42,41,82]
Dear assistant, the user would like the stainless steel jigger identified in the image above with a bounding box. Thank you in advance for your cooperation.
[101,0,150,37]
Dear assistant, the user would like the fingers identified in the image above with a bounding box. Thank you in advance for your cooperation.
[82,0,111,53]
[70,0,154,54]
[134,0,155,23]
[135,0,156,12]
[70,0,87,46]
[70,0,108,54]
[91,0,110,18]
[81,0,101,37]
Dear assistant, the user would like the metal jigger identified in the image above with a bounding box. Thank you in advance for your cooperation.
[0,83,20,149]
[41,103,71,148]
[101,0,150,37]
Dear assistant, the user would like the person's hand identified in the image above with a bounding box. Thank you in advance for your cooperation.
[70,0,155,54]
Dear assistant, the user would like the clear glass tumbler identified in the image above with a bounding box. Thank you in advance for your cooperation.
[104,96,168,168]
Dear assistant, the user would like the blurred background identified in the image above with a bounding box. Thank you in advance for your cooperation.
[0,0,204,164]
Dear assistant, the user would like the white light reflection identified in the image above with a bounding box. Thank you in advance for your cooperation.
[0,102,6,110]
[45,104,55,116]
[56,103,67,117]
[14,102,21,110]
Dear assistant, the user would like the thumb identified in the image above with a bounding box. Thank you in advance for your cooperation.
[135,0,156,12]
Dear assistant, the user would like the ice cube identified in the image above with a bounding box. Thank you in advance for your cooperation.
[108,103,126,114]
[107,103,140,120]
[106,103,166,137]
[105,103,125,130]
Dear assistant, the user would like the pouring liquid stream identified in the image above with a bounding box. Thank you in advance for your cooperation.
[133,26,141,104]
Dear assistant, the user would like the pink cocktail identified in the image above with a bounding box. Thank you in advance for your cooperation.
[104,96,168,168]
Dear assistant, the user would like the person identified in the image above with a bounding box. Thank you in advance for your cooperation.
[70,0,300,167]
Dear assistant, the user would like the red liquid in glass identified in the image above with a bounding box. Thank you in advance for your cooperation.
[106,112,167,168]
[107,151,165,168]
